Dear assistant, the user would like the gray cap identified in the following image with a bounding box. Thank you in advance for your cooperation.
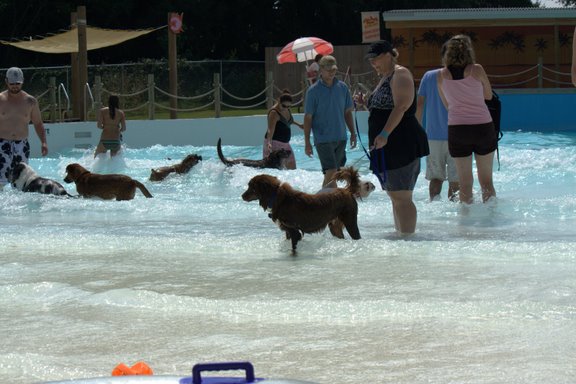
[6,67,24,84]
[319,55,338,70]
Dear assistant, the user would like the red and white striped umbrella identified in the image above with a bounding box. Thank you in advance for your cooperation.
[276,37,334,64]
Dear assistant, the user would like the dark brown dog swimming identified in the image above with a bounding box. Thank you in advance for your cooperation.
[64,163,153,201]
[217,138,291,169]
[241,169,361,253]
[149,154,202,181]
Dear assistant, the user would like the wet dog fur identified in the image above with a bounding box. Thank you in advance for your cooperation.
[11,162,73,197]
[241,168,361,252]
[217,138,291,169]
[149,154,202,181]
[64,163,153,201]
[319,167,376,238]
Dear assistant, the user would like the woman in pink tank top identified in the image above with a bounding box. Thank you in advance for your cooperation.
[437,35,497,204]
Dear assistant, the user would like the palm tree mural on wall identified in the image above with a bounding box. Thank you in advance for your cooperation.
[418,30,478,47]
[534,38,548,52]
[489,31,526,52]
[558,32,571,47]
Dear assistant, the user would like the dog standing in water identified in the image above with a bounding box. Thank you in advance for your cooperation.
[242,167,366,252]
[319,167,375,238]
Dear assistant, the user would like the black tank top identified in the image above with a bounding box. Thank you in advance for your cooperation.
[264,109,293,143]
[367,72,429,170]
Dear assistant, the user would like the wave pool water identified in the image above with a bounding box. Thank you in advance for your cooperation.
[1,131,575,383]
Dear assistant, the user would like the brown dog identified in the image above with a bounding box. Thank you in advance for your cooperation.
[64,163,153,201]
[149,154,202,181]
[217,138,291,169]
[242,172,361,252]
[319,167,375,238]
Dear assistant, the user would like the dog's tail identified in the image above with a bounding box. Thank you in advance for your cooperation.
[332,166,361,195]
[217,138,234,167]
[134,181,153,198]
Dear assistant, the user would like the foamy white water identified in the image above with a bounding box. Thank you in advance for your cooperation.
[1,131,575,384]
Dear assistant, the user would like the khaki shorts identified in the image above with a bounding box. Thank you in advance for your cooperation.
[426,140,458,182]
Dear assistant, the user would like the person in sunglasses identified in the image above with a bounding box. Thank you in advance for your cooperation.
[0,67,48,191]
[264,89,303,169]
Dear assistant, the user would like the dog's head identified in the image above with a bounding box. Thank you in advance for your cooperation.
[180,154,202,171]
[332,166,375,199]
[357,180,376,198]
[11,162,37,190]
[242,174,282,210]
[63,163,89,183]
[267,149,292,169]
[149,169,166,182]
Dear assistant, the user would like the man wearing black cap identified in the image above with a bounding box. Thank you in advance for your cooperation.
[303,55,357,188]
[0,67,48,190]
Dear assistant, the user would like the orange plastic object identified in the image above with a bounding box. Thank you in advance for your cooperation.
[112,361,153,376]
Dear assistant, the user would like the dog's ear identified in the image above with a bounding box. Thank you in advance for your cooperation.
[251,175,279,210]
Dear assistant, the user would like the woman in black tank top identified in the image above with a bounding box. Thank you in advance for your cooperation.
[263,90,303,169]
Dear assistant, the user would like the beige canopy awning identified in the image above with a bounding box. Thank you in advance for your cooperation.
[0,26,165,54]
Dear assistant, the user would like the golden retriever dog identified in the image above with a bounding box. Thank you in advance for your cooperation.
[149,154,202,181]
[64,163,153,201]
[217,138,291,169]
[241,171,361,253]
[319,167,375,238]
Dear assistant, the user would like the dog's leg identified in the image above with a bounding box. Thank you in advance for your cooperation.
[287,228,302,252]
[328,219,345,239]
[343,219,361,240]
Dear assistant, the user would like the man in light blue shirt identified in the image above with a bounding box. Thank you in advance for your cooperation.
[416,67,459,201]
[304,55,356,188]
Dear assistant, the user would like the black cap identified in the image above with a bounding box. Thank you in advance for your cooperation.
[365,40,394,59]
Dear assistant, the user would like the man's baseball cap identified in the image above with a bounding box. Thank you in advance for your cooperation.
[319,55,338,70]
[6,67,24,84]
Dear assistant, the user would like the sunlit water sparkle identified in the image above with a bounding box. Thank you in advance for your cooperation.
[1,131,575,383]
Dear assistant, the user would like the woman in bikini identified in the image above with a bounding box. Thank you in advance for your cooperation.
[95,95,126,157]
[263,90,303,169]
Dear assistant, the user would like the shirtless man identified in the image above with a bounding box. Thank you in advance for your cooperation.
[0,67,48,190]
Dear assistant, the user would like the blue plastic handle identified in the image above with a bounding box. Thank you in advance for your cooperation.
[192,361,255,384]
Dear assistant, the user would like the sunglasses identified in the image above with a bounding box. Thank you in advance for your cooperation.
[9,83,22,86]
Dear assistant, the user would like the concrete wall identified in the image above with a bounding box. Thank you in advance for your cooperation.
[28,90,576,158]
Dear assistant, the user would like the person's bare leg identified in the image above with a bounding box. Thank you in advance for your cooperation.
[94,143,106,158]
[323,169,337,188]
[429,179,443,201]
[475,152,496,202]
[454,156,474,204]
[388,190,417,234]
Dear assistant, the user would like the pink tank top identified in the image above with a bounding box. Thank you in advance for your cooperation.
[441,74,492,126]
